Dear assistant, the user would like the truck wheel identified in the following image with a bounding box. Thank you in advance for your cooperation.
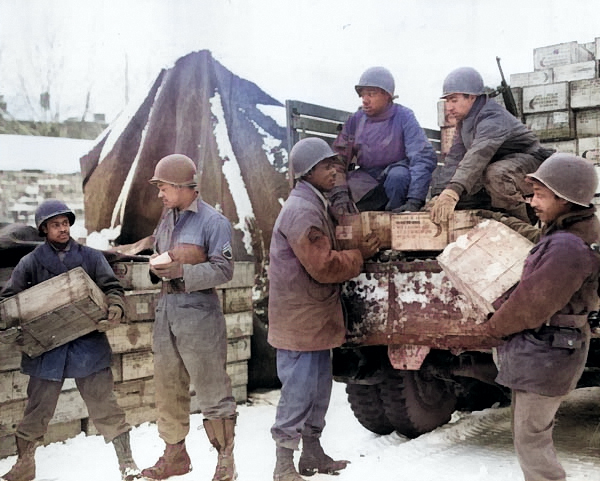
[380,369,457,438]
[346,383,394,435]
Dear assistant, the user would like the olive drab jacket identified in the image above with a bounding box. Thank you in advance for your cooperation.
[487,207,600,396]
[268,181,363,352]
[0,239,125,381]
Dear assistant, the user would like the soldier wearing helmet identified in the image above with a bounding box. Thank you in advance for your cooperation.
[430,66,554,225]
[478,153,600,481]
[1,199,141,481]
[268,137,380,481]
[142,154,238,481]
[331,66,438,216]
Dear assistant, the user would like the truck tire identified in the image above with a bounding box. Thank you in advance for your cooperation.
[346,383,394,435]
[379,369,457,438]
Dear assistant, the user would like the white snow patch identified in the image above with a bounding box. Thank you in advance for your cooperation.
[249,117,288,170]
[211,92,255,255]
[256,104,287,128]
[86,226,121,250]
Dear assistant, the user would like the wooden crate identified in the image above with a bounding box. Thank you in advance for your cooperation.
[522,82,569,114]
[540,139,577,154]
[123,289,159,321]
[576,109,600,138]
[106,322,153,354]
[0,267,107,358]
[570,78,600,110]
[225,311,253,339]
[336,212,392,250]
[0,342,21,374]
[111,261,160,290]
[220,262,255,289]
[491,87,523,119]
[220,287,253,314]
[578,136,600,166]
[510,69,553,88]
[391,210,479,251]
[533,41,594,70]
[525,110,575,141]
[553,60,597,83]
[437,219,534,314]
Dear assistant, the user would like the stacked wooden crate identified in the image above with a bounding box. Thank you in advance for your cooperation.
[0,261,254,457]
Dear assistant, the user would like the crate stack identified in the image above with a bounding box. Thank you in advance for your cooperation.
[0,261,254,457]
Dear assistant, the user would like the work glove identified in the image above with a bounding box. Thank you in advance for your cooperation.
[474,210,506,221]
[429,189,460,225]
[0,326,25,351]
[392,198,425,213]
[328,185,359,222]
[97,305,123,332]
[358,232,381,260]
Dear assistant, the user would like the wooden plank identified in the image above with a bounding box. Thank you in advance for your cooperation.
[336,212,393,250]
[291,117,343,137]
[510,70,553,88]
[286,100,352,124]
[570,78,600,110]
[121,350,154,381]
[111,261,160,290]
[522,82,569,114]
[112,378,155,410]
[225,311,253,339]
[106,322,153,354]
[438,219,533,314]
[0,342,21,373]
[111,353,123,382]
[221,287,253,314]
[123,290,159,321]
[576,109,600,138]
[525,110,575,141]
[553,60,597,83]
[219,262,255,289]
[227,336,251,363]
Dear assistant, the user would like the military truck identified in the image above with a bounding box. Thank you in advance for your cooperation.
[285,99,600,439]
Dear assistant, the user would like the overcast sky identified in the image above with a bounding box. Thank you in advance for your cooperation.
[1,0,599,129]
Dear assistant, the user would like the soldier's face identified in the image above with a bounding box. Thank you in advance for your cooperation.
[444,94,477,122]
[156,182,186,210]
[359,87,391,117]
[42,215,70,244]
[305,157,337,192]
[529,182,570,223]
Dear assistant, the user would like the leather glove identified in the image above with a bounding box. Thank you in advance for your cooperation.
[358,232,381,260]
[392,198,425,213]
[97,305,123,332]
[328,185,359,222]
[430,189,460,225]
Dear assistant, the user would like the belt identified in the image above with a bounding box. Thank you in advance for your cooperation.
[546,313,588,329]
[161,278,186,294]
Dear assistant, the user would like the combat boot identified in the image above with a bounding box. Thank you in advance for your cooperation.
[273,446,304,481]
[140,439,192,480]
[298,435,348,476]
[203,417,237,481]
[112,431,141,481]
[1,437,36,481]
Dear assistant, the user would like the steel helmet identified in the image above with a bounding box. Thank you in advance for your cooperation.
[149,154,197,187]
[35,199,75,235]
[291,137,336,179]
[527,153,598,207]
[441,67,485,98]
[355,66,395,97]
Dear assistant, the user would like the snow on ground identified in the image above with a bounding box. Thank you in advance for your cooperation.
[2,382,600,481]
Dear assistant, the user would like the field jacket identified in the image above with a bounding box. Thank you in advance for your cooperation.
[268,181,363,351]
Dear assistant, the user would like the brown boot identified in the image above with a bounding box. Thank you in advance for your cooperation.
[2,437,36,481]
[203,417,237,481]
[273,446,304,481]
[112,431,141,481]
[140,439,192,480]
[298,436,348,476]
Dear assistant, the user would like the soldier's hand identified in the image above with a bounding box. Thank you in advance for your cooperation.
[97,305,123,332]
[392,198,425,213]
[359,232,381,260]
[150,262,183,280]
[474,209,505,221]
[430,189,460,225]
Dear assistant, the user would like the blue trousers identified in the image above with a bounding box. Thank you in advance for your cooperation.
[271,349,333,450]
[364,164,411,210]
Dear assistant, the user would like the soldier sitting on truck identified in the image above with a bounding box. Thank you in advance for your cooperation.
[330,66,438,217]
[478,153,600,481]
[429,66,554,225]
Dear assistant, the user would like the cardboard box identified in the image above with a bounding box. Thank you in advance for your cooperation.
[525,110,575,141]
[570,78,600,110]
[510,70,553,88]
[522,82,570,114]
[391,210,479,251]
[533,41,594,70]
[553,60,597,83]
[336,212,392,250]
[437,220,533,314]
[576,109,600,138]
[0,267,107,358]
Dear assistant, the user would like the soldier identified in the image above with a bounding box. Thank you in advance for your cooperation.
[430,67,554,224]
[480,154,600,481]
[141,154,238,481]
[331,66,438,215]
[268,138,380,481]
[0,199,140,481]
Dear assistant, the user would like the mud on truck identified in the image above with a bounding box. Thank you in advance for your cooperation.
[283,98,600,439]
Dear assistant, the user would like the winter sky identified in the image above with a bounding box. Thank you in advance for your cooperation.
[0,0,599,129]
